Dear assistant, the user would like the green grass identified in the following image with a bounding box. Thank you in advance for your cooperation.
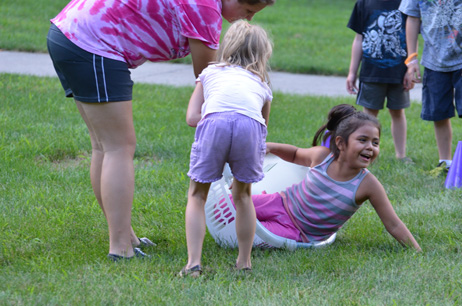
[1,74,462,305]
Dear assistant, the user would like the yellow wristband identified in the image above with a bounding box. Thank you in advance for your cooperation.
[405,53,418,65]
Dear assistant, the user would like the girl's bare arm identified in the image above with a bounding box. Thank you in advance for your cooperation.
[266,143,329,167]
[261,100,271,127]
[358,174,422,251]
[186,82,205,127]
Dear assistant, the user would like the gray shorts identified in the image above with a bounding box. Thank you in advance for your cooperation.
[46,23,133,103]
[188,112,267,184]
[356,82,410,110]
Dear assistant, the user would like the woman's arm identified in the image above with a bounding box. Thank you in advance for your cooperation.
[358,174,422,251]
[188,38,217,78]
[186,82,204,127]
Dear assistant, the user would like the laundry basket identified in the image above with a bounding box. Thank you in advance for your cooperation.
[204,154,337,251]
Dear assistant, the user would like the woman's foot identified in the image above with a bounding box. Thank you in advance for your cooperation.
[107,248,151,262]
[178,265,202,278]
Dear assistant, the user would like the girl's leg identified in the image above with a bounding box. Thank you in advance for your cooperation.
[185,180,211,268]
[75,100,136,257]
[389,108,407,159]
[232,179,256,270]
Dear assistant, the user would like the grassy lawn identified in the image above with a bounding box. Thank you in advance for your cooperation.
[1,74,461,304]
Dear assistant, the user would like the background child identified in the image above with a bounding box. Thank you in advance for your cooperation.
[400,0,462,175]
[181,20,273,277]
[346,0,414,163]
[235,104,421,251]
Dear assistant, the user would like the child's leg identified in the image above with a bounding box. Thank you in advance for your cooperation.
[231,179,256,270]
[362,107,379,117]
[185,179,211,269]
[389,108,407,159]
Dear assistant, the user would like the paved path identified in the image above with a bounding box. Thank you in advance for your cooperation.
[0,50,422,102]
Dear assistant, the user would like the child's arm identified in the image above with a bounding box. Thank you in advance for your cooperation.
[358,174,422,251]
[403,16,421,90]
[346,33,363,95]
[266,142,329,167]
[262,100,271,127]
[186,82,205,127]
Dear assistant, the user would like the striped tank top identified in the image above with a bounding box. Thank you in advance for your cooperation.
[281,154,369,242]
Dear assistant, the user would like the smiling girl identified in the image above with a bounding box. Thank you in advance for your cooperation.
[240,104,421,251]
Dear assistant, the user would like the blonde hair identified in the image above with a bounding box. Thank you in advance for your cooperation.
[216,20,273,83]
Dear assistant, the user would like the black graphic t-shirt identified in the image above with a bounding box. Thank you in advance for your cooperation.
[347,0,408,83]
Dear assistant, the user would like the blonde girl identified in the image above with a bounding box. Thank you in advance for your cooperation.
[180,20,273,276]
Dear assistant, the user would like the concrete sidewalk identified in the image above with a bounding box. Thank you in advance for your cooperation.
[0,50,422,101]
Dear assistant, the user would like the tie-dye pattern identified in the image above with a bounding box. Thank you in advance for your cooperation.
[281,154,369,242]
[51,0,222,68]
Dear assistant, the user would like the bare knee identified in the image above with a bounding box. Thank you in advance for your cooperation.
[188,180,211,203]
[389,108,405,119]
[231,180,252,206]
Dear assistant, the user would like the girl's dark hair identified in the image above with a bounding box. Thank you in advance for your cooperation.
[312,104,381,159]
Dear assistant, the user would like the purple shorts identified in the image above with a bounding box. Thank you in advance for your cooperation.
[231,192,302,241]
[188,112,267,184]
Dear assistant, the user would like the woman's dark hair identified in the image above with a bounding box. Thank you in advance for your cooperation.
[312,104,381,159]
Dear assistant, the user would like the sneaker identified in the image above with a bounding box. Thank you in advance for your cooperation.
[429,161,450,177]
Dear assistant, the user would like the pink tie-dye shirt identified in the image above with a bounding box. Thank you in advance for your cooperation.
[51,0,222,68]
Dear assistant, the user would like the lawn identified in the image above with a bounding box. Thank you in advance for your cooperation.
[1,74,461,305]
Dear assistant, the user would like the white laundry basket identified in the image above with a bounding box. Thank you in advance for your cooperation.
[204,154,336,251]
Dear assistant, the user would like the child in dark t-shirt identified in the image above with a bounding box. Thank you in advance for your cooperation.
[346,0,413,163]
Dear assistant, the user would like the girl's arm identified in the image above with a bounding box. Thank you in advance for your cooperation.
[346,33,363,95]
[186,82,204,127]
[262,100,271,127]
[266,142,329,167]
[358,174,422,251]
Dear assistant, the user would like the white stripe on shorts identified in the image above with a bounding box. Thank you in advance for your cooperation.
[101,57,109,102]
[92,54,101,102]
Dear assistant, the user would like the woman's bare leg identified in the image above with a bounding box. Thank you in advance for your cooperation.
[76,100,136,257]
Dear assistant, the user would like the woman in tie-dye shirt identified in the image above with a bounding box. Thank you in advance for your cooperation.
[46,0,274,261]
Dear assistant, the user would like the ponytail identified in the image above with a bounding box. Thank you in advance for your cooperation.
[312,104,357,147]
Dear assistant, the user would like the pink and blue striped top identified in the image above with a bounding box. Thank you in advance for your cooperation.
[51,0,222,69]
[281,154,369,242]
